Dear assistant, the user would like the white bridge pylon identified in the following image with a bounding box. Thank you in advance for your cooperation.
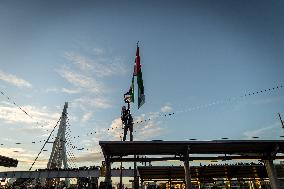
[47,102,68,170]
[46,102,70,187]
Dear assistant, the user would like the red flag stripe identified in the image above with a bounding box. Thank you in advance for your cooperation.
[135,46,141,72]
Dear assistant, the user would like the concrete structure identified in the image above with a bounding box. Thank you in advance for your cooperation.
[0,169,134,178]
[2,165,284,179]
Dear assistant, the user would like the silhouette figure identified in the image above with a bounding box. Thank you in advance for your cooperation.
[121,103,133,141]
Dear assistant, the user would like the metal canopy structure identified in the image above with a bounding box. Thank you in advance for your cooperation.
[99,140,284,189]
[0,155,18,167]
[137,165,284,181]
[99,140,284,158]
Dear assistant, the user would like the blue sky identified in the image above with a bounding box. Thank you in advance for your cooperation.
[0,0,284,171]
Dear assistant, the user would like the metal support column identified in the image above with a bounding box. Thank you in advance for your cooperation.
[134,155,139,189]
[184,146,192,189]
[120,157,123,189]
[263,159,280,189]
[141,179,144,189]
[104,156,112,187]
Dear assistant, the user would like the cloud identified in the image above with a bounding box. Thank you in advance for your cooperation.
[106,113,164,141]
[0,69,32,88]
[73,152,103,163]
[56,48,128,112]
[242,122,282,139]
[64,51,127,77]
[56,66,113,110]
[57,67,104,94]
[0,101,60,131]
[133,112,164,140]
[232,95,284,112]
[44,87,59,93]
[161,104,173,113]
[44,87,81,94]
[76,113,164,145]
[107,117,124,140]
[136,120,163,140]
[103,56,128,77]
[16,127,46,135]
[65,52,93,71]
[92,48,104,55]
[61,88,81,94]
[72,97,112,110]
[65,136,105,166]
[17,112,164,169]
[250,95,284,105]
[81,112,93,122]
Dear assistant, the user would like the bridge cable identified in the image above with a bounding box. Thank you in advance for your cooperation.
[29,117,61,171]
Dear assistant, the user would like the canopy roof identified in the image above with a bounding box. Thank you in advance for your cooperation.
[0,155,18,167]
[99,140,284,157]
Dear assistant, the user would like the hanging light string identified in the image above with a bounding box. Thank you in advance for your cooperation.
[0,90,56,133]
[0,90,75,149]
[0,91,33,119]
[1,84,283,153]
[65,122,78,167]
[131,84,284,125]
[63,84,284,140]
[29,117,62,171]
[27,84,284,148]
[30,113,79,170]
[0,91,94,162]
[66,147,77,168]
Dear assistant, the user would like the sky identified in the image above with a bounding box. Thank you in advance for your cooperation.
[0,0,284,172]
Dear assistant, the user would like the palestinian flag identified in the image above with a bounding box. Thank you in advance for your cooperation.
[135,45,145,109]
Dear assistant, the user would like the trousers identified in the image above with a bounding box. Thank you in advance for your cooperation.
[123,123,133,141]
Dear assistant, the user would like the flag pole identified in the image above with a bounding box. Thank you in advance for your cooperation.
[134,41,139,189]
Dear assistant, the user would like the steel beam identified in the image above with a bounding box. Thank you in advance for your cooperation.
[110,155,284,162]
[184,146,192,189]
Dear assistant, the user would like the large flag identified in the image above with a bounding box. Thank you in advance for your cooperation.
[135,45,145,109]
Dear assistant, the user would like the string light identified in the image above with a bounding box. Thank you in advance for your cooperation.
[0,90,58,131]
[29,117,62,170]
[0,84,283,154]
[131,84,284,125]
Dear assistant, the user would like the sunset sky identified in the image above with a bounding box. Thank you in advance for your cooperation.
[0,0,284,171]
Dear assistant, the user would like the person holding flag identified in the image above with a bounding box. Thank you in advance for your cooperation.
[121,79,134,141]
[121,42,145,141]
